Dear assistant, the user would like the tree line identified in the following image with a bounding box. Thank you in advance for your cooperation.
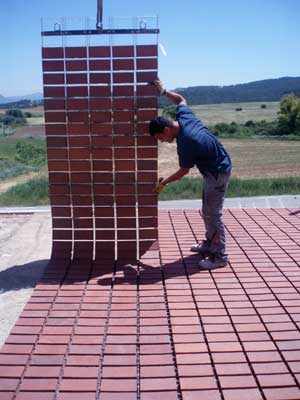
[159,77,300,106]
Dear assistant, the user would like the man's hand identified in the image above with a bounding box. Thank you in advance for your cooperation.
[153,178,165,194]
[150,79,166,96]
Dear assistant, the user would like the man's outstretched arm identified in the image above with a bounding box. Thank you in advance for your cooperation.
[151,79,187,105]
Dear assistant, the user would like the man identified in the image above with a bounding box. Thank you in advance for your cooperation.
[149,80,232,270]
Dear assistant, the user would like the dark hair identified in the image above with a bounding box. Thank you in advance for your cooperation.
[149,115,174,136]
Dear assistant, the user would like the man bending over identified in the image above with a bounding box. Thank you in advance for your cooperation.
[149,80,232,271]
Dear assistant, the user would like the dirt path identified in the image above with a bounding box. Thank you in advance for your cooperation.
[0,169,47,193]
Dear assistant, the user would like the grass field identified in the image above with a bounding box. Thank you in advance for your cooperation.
[190,101,280,125]
[158,137,300,179]
[0,100,298,204]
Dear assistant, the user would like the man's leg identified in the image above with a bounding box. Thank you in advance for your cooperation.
[199,172,230,269]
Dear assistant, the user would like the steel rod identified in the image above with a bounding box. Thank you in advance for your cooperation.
[42,28,159,36]
[97,0,103,29]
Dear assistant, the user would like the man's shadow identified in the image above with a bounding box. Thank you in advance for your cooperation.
[97,253,203,286]
[0,253,203,293]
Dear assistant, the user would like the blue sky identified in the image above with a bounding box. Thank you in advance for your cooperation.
[0,0,299,96]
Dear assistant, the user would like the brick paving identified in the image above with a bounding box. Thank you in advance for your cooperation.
[0,208,300,400]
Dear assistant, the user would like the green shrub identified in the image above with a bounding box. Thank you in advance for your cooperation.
[277,94,300,135]
[15,141,46,166]
[162,105,177,119]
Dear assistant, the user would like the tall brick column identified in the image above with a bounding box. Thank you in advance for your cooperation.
[42,43,159,261]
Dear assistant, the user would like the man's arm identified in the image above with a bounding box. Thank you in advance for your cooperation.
[153,167,190,193]
[151,79,187,105]
[163,90,187,106]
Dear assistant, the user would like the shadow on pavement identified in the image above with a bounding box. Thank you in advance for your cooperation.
[0,259,49,293]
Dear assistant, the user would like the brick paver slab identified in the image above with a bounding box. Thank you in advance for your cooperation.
[0,208,299,399]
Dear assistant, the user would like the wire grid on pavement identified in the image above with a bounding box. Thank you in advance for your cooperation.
[0,207,299,400]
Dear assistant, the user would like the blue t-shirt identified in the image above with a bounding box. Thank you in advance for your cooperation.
[176,104,232,175]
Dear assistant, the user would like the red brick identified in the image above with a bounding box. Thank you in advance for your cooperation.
[114,111,135,123]
[15,393,55,400]
[136,97,157,109]
[44,111,66,123]
[66,73,88,84]
[90,123,112,135]
[60,378,97,391]
[44,99,65,111]
[183,391,222,400]
[42,47,64,59]
[24,366,61,378]
[66,60,88,71]
[45,124,66,136]
[113,85,134,97]
[113,98,135,110]
[0,366,24,377]
[112,46,134,58]
[101,378,136,391]
[219,375,257,389]
[90,98,112,110]
[63,366,99,378]
[67,111,89,122]
[113,123,134,134]
[263,387,300,400]
[180,376,218,390]
[137,110,157,122]
[141,377,177,391]
[89,46,111,58]
[90,86,110,97]
[136,45,158,57]
[90,73,111,84]
[102,366,136,378]
[43,60,64,71]
[89,59,111,71]
[1,344,33,354]
[101,393,136,400]
[113,72,134,84]
[19,378,57,391]
[66,86,88,97]
[257,373,295,387]
[136,58,158,70]
[222,388,263,400]
[136,84,157,96]
[44,86,65,97]
[65,46,87,58]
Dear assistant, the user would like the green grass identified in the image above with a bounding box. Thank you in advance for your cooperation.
[0,175,49,206]
[0,175,299,206]
[0,160,35,181]
[159,176,300,200]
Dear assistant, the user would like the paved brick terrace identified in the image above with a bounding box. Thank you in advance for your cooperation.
[0,208,299,400]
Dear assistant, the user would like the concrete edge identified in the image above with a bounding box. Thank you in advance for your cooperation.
[0,195,299,214]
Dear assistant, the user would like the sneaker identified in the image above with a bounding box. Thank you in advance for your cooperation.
[198,257,228,271]
[190,240,211,255]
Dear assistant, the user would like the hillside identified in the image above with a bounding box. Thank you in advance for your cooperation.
[160,77,300,106]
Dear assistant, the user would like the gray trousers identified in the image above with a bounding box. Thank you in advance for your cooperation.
[202,172,231,258]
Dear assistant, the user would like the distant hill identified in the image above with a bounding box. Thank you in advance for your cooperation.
[160,77,300,106]
[0,99,43,110]
[0,92,43,105]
